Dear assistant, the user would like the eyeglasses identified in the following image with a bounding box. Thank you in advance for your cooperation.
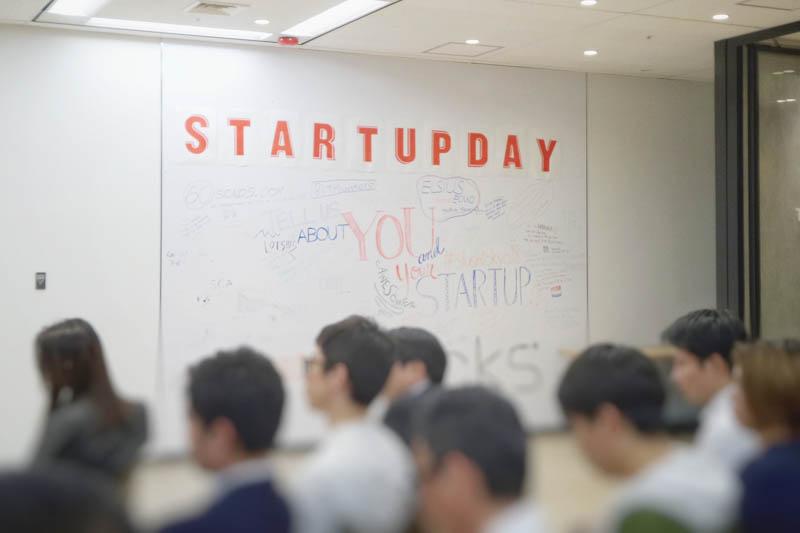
[303,357,323,375]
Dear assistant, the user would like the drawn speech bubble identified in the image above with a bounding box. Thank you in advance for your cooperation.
[416,176,481,222]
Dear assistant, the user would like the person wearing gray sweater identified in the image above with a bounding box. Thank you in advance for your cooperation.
[31,319,147,485]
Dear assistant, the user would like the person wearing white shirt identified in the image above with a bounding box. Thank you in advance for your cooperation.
[412,386,547,533]
[291,316,415,533]
[662,309,760,471]
[558,344,740,533]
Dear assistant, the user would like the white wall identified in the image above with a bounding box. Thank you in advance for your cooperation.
[587,75,716,344]
[0,24,715,464]
[0,25,161,462]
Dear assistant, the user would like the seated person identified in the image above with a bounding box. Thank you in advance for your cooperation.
[32,319,147,485]
[160,347,290,533]
[0,466,135,533]
[381,326,447,444]
[412,386,546,533]
[733,339,800,533]
[662,309,759,470]
[558,343,739,533]
[291,315,415,533]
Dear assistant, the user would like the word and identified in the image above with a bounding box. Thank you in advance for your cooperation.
[417,237,445,265]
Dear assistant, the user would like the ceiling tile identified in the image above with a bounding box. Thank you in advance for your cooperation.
[641,0,800,28]
[0,1,50,22]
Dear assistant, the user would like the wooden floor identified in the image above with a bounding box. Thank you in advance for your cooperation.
[129,433,620,533]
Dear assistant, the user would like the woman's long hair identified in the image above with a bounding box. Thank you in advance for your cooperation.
[35,319,128,426]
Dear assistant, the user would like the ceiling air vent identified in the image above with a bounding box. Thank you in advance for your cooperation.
[184,2,249,16]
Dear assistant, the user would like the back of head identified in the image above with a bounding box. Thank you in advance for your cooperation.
[35,318,125,425]
[662,309,747,369]
[735,338,800,436]
[415,386,527,499]
[0,467,135,533]
[388,327,447,384]
[316,315,394,406]
[189,346,285,452]
[36,318,102,397]
[558,343,666,433]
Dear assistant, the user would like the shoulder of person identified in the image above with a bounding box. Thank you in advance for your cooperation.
[617,509,693,533]
[163,482,290,533]
[47,399,98,430]
[613,447,739,531]
[741,447,798,487]
[124,401,149,433]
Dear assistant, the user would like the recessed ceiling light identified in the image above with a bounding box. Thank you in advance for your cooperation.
[774,71,785,75]
[784,69,795,74]
[712,14,729,21]
[86,17,272,41]
[580,0,598,5]
[787,98,797,102]
[777,99,787,103]
[282,0,389,38]
[465,39,480,45]
[47,0,109,17]
[584,49,598,56]
[254,19,270,25]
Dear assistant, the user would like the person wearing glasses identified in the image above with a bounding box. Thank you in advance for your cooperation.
[290,315,415,533]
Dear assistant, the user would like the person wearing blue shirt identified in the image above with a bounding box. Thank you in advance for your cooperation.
[160,347,291,533]
[734,339,800,533]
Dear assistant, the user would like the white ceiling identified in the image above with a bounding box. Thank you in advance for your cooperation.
[2,0,800,81]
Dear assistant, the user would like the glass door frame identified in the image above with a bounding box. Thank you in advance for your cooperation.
[715,20,800,336]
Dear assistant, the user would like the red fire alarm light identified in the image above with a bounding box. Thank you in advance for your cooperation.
[278,36,299,46]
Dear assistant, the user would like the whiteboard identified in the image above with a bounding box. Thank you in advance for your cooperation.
[159,42,587,451]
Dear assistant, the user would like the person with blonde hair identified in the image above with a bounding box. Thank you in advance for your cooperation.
[734,339,800,533]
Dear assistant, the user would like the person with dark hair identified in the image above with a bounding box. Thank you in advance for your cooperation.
[291,315,415,533]
[733,339,800,533]
[379,326,448,445]
[32,318,147,484]
[662,309,759,470]
[412,385,543,533]
[558,344,739,533]
[0,466,136,533]
[159,347,290,533]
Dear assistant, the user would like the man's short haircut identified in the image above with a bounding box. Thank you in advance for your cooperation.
[189,347,284,452]
[0,467,134,533]
[661,309,748,369]
[388,327,447,384]
[316,315,394,406]
[735,339,800,436]
[414,386,527,499]
[558,343,666,434]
